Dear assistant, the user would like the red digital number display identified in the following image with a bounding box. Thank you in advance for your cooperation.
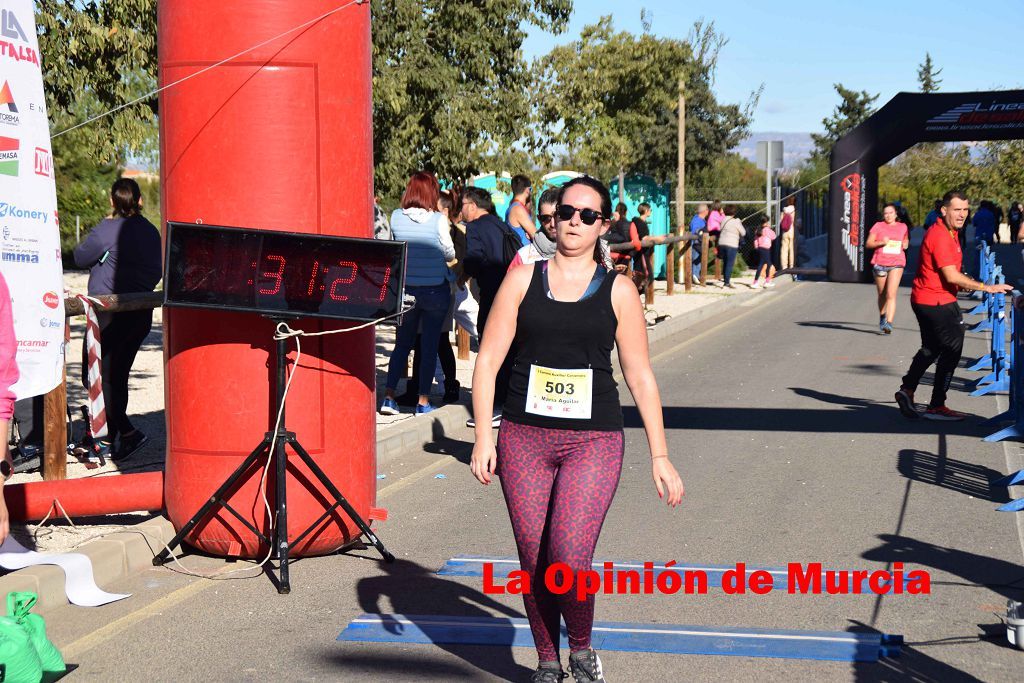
[165,223,405,322]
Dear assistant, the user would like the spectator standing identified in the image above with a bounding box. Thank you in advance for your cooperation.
[397,190,463,406]
[1008,202,1023,243]
[707,200,724,236]
[973,201,996,245]
[631,203,654,285]
[865,203,909,334]
[895,191,1012,421]
[993,202,1005,242]
[689,203,708,282]
[73,178,161,462]
[716,205,746,289]
[0,271,17,543]
[505,175,535,247]
[779,200,797,272]
[923,199,942,229]
[751,216,776,289]
[379,172,455,416]
[509,188,559,268]
[463,186,517,427]
[893,201,913,232]
[604,202,634,272]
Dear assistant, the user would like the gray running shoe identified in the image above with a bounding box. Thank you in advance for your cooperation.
[568,649,605,682]
[531,664,567,683]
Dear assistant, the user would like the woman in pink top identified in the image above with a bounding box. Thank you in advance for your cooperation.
[751,216,777,288]
[0,271,19,543]
[865,203,909,334]
[706,200,724,235]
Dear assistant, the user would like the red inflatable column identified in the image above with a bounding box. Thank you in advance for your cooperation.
[159,1,380,557]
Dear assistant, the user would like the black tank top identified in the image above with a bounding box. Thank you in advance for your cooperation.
[502,262,623,431]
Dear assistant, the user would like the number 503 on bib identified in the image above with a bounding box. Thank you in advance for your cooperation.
[525,365,594,420]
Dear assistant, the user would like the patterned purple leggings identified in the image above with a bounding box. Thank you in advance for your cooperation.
[496,420,624,662]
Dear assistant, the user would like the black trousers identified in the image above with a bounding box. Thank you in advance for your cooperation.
[81,310,153,442]
[901,302,964,408]
[407,330,458,393]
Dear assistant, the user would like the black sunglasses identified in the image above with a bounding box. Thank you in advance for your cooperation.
[538,213,555,224]
[556,204,605,225]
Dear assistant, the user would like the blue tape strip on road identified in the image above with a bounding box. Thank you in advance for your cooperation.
[437,556,909,592]
[338,614,902,662]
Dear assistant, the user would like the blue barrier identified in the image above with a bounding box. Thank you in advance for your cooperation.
[985,294,1024,442]
[968,266,1002,333]
[969,243,993,305]
[970,277,1009,396]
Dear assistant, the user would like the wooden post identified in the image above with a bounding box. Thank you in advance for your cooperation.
[43,366,67,481]
[456,324,470,361]
[683,239,693,292]
[665,247,674,296]
[701,231,710,286]
[645,279,655,307]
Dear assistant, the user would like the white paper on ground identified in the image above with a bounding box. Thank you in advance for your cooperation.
[0,536,131,607]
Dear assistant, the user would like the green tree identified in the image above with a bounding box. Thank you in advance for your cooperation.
[36,0,158,245]
[533,17,755,188]
[810,84,879,159]
[917,52,942,93]
[371,0,572,204]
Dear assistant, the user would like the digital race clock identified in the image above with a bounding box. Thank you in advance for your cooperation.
[164,222,406,322]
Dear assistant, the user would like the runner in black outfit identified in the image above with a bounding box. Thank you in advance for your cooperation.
[471,176,684,683]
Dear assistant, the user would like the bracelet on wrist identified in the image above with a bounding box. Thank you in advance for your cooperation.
[652,454,668,460]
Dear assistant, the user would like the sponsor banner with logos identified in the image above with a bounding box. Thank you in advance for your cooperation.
[0,0,63,399]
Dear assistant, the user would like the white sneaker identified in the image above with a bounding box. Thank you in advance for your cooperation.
[751,282,763,289]
[765,281,776,288]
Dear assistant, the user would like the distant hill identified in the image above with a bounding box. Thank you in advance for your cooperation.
[734,132,814,171]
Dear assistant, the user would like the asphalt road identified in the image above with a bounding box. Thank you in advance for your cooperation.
[45,280,1024,681]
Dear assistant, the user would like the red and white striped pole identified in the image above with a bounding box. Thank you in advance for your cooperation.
[76,294,107,442]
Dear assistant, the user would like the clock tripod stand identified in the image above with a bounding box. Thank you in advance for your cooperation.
[153,322,395,593]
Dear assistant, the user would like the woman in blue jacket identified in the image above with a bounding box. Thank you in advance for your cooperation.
[379,172,456,415]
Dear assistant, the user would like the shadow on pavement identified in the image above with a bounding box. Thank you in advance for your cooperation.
[326,557,530,681]
[796,320,891,336]
[852,643,987,682]
[625,401,991,437]
[422,420,473,464]
[861,534,1024,602]
[896,448,1011,503]
[842,618,988,682]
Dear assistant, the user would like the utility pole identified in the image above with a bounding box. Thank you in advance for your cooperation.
[676,80,688,293]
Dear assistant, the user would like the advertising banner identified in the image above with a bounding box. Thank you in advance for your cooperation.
[828,89,1024,282]
[0,0,65,398]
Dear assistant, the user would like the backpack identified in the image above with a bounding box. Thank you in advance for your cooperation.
[499,224,522,267]
[605,219,632,245]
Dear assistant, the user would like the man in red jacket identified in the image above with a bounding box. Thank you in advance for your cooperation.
[895,191,1012,421]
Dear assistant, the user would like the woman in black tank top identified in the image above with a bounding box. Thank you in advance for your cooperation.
[468,176,684,683]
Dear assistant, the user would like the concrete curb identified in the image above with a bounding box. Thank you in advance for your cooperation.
[0,517,176,613]
[1,278,796,612]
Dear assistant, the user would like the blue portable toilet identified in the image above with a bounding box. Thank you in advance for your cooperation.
[538,170,582,196]
[608,175,672,279]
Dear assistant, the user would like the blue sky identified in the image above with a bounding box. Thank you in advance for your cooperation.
[523,0,1024,133]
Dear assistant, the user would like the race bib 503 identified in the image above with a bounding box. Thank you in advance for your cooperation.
[525,365,593,420]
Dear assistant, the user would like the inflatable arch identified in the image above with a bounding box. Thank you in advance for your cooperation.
[828,89,1024,282]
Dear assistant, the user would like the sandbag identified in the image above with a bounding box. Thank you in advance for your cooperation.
[5,592,66,682]
[0,614,43,683]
